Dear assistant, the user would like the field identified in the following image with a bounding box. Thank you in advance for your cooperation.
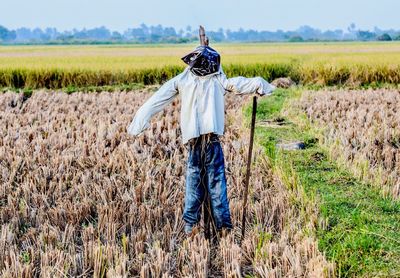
[1,42,400,277]
[1,42,400,89]
[0,90,333,277]
[300,89,400,199]
[254,89,400,276]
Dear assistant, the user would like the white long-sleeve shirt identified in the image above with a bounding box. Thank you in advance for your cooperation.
[127,66,275,144]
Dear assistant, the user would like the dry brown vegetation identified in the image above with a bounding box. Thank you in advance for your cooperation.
[0,89,333,277]
[301,89,400,199]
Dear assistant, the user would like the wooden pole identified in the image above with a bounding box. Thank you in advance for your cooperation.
[241,95,257,243]
[199,25,215,241]
[199,25,209,46]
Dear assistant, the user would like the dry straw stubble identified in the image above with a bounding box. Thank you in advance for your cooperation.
[0,89,333,277]
[301,89,400,199]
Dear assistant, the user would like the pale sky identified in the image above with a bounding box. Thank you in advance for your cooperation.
[1,0,398,32]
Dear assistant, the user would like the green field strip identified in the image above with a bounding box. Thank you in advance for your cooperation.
[249,88,400,277]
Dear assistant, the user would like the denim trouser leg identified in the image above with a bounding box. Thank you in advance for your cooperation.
[183,147,206,227]
[183,137,232,232]
[205,142,233,230]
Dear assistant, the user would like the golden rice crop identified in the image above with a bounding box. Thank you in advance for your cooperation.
[300,89,400,199]
[1,42,400,89]
[0,89,333,277]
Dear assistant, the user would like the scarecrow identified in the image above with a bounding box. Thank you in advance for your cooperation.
[128,26,275,238]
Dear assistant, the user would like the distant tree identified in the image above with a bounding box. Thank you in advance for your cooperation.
[247,29,261,41]
[111,31,123,40]
[126,27,146,41]
[322,29,343,40]
[150,24,163,36]
[85,26,111,40]
[289,35,304,42]
[57,32,74,42]
[373,26,382,35]
[376,33,392,41]
[185,25,192,37]
[227,28,248,41]
[2,23,400,44]
[274,29,286,41]
[164,27,177,37]
[73,28,88,39]
[15,27,33,41]
[348,23,356,33]
[208,29,225,42]
[296,25,321,40]
[0,25,16,41]
[140,23,149,36]
[45,27,58,40]
[31,28,47,41]
[345,23,357,40]
[357,30,376,41]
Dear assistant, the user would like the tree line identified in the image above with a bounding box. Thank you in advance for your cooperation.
[0,23,399,44]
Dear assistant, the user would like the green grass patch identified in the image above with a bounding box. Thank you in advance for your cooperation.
[251,88,400,277]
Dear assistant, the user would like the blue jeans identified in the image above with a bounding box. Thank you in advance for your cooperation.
[183,134,233,233]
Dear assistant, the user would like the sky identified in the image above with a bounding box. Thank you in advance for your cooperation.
[1,0,399,32]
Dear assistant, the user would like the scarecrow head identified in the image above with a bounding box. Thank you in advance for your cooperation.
[181,26,221,76]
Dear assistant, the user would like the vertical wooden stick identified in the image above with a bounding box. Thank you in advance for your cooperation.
[199,25,209,46]
[241,95,257,243]
[198,25,215,242]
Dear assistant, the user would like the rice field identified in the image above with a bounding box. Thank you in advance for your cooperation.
[1,42,400,89]
[1,42,400,277]
[0,90,334,277]
[261,88,400,276]
[300,89,400,199]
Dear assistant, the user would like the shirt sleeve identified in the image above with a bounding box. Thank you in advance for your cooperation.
[127,76,179,136]
[226,76,276,96]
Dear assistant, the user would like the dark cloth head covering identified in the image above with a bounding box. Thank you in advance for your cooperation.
[181,46,221,76]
